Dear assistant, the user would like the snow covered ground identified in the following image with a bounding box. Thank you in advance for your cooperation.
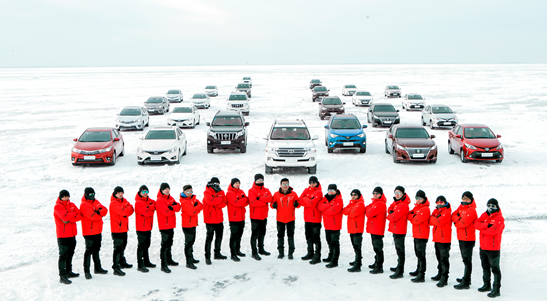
[0,64,546,300]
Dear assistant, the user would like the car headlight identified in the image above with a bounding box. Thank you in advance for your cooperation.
[357,133,365,138]
[116,119,121,123]
[464,143,476,150]
[208,131,216,137]
[329,133,338,138]
[136,119,142,123]
[236,130,244,138]
[72,147,83,154]
[373,115,380,120]
[169,146,177,154]
[431,144,437,150]
[266,147,277,153]
[137,147,144,153]
[432,117,441,121]
[321,107,327,110]
[496,144,503,149]
[304,147,317,153]
[99,146,112,153]
[396,144,406,151]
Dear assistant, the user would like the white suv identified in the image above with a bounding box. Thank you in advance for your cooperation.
[226,92,250,115]
[264,120,318,174]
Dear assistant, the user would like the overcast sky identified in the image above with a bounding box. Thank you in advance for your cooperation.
[1,0,546,67]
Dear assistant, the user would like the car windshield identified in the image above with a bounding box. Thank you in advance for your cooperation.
[432,106,453,114]
[271,127,310,140]
[79,131,111,142]
[331,119,360,129]
[120,108,141,116]
[322,98,342,105]
[315,87,327,91]
[229,95,247,101]
[311,79,321,83]
[212,117,242,126]
[345,85,356,88]
[388,86,399,89]
[237,84,250,88]
[146,98,163,103]
[395,128,430,139]
[356,92,371,96]
[167,90,179,94]
[173,107,192,113]
[205,86,216,89]
[243,77,251,80]
[408,95,423,99]
[192,94,206,99]
[374,105,396,112]
[464,127,496,139]
[145,130,176,140]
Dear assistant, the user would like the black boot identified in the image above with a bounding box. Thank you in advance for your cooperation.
[205,253,212,265]
[487,286,501,298]
[137,263,149,273]
[166,248,179,266]
[436,277,448,288]
[390,270,404,279]
[478,282,492,292]
[454,280,470,290]
[411,273,425,283]
[309,254,321,265]
[214,252,227,260]
[92,252,108,274]
[66,271,79,278]
[160,249,171,273]
[390,267,397,272]
[231,255,241,262]
[302,242,313,260]
[322,253,333,263]
[161,265,171,273]
[143,250,156,268]
[348,261,361,273]
[431,271,442,281]
[59,260,71,284]
[302,253,313,260]
[186,258,197,270]
[84,252,92,279]
[409,269,419,277]
[370,267,384,274]
[288,250,294,260]
[252,251,262,261]
[120,256,133,269]
[94,266,108,274]
[113,268,125,276]
[59,274,72,285]
[259,248,271,256]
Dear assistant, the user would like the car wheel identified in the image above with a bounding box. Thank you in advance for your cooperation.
[496,159,503,163]
[320,115,324,120]
[146,120,149,127]
[207,146,213,154]
[430,120,435,129]
[327,147,333,153]
[385,140,390,154]
[308,165,317,174]
[141,122,145,130]
[448,141,454,154]
[402,104,405,110]
[197,116,200,125]
[182,143,187,155]
[175,152,181,164]
[190,123,195,129]
[72,163,78,166]
[460,149,468,163]
[430,159,437,164]
[393,148,399,163]
[421,117,426,126]
[360,147,366,153]
[240,145,247,153]
[265,164,273,174]
[138,161,144,165]
[325,138,328,146]
[110,152,116,166]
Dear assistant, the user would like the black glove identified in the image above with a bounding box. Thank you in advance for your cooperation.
[487,223,493,228]
[168,205,173,210]
[457,213,461,217]
[409,211,414,215]
[94,210,101,215]
[293,200,299,207]
[389,210,394,214]
[194,201,198,207]
[172,201,177,206]
[272,202,278,209]
[212,184,222,193]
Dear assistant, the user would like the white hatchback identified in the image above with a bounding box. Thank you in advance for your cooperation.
[168,104,200,128]
[190,93,211,109]
[137,127,187,165]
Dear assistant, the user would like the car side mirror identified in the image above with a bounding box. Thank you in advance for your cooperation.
[430,135,436,139]
[73,138,77,141]
[396,110,400,112]
[362,125,367,128]
[497,135,501,138]
[342,102,346,105]
[114,138,120,141]
[324,125,328,128]
[206,122,211,126]
[388,135,393,139]
[312,135,319,140]
[245,122,250,126]
[368,109,372,112]
[263,136,268,140]
[455,135,462,139]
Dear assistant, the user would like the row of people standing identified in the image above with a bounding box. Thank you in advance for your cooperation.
[53,175,505,298]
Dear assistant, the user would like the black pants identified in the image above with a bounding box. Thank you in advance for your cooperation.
[393,234,406,272]
[304,222,322,257]
[277,221,295,253]
[480,248,501,288]
[57,237,76,277]
[413,238,428,275]
[434,242,451,278]
[371,234,384,268]
[459,240,476,283]
[111,232,128,269]
[160,229,175,265]
[229,221,245,256]
[350,233,363,263]
[250,219,267,253]
[137,231,151,265]
[83,234,102,272]
[205,223,224,257]
[182,227,196,263]
[325,229,341,264]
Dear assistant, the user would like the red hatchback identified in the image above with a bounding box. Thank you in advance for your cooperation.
[448,124,503,163]
[71,127,125,166]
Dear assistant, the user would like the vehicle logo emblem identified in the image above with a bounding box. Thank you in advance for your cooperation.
[223,134,228,139]
[485,148,490,152]
[288,149,295,153]
[416,149,421,153]
[346,137,351,139]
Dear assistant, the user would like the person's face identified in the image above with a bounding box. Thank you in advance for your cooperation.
[116,192,124,199]
[233,182,240,189]
[281,182,289,191]
[416,197,424,204]
[61,196,70,201]
[394,190,403,199]
[373,192,381,199]
[140,190,149,198]
[184,189,193,197]
[351,193,359,200]
[309,182,318,188]
[436,200,446,207]
[328,189,336,195]
[462,196,471,204]
[163,188,170,195]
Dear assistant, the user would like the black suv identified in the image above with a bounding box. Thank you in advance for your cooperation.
[319,96,345,119]
[367,103,400,127]
[206,111,249,153]
[312,86,329,102]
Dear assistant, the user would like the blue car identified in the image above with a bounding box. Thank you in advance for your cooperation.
[324,114,367,153]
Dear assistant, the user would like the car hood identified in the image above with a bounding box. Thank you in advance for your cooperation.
[191,98,207,102]
[322,105,344,109]
[209,126,244,133]
[396,138,435,148]
[227,101,249,105]
[74,141,112,151]
[118,115,141,121]
[373,112,399,117]
[432,113,457,119]
[166,94,180,98]
[140,139,177,151]
[465,138,500,148]
[170,113,193,119]
[330,129,364,136]
[144,102,162,106]
[267,140,315,148]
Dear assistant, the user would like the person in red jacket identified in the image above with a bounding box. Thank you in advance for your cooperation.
[430,196,452,288]
[452,191,478,290]
[366,187,387,274]
[134,185,156,273]
[387,186,410,279]
[54,189,82,285]
[271,178,300,259]
[180,184,203,270]
[80,187,108,279]
[475,198,505,298]
[227,178,249,262]
[203,177,228,265]
[407,190,430,283]
[342,189,365,272]
[109,186,134,276]
[299,176,323,264]
[248,173,273,260]
[156,182,181,273]
[318,184,344,268]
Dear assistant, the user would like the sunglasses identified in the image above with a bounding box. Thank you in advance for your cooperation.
[185,190,193,194]
[373,192,381,195]
[281,183,289,186]
[394,191,403,195]
[351,193,358,196]
[328,189,336,192]
[436,201,445,205]
[487,204,497,208]
[415,197,423,201]
[141,190,149,194]
[87,193,95,196]
[255,179,264,183]
[462,196,471,201]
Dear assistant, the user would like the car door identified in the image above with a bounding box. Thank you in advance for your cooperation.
[141,107,149,125]
[111,129,121,154]
[451,126,462,153]
[386,126,395,152]
[422,106,430,124]
[176,128,186,152]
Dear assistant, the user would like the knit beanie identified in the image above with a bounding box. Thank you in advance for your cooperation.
[373,186,383,196]
[231,178,240,187]
[59,190,70,199]
[351,189,361,198]
[395,186,405,195]
[416,190,426,199]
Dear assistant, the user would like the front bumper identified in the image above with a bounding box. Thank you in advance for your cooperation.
[205,92,218,97]
[406,104,424,110]
[327,137,366,149]
[320,109,344,118]
[356,99,372,106]
[373,117,400,127]
[193,102,209,108]
[313,93,329,99]
[394,147,437,162]
[265,153,317,168]
[387,91,401,97]
[465,149,503,161]
[432,119,457,127]
[145,107,164,113]
[72,151,115,165]
[168,119,194,128]
[137,150,179,164]
[116,121,143,130]
[207,135,246,150]
[167,98,182,103]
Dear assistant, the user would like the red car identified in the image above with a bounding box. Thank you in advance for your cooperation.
[71,127,125,166]
[448,124,503,163]
[385,124,437,163]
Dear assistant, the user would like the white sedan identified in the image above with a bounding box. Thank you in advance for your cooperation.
[168,104,200,128]
[352,90,373,106]
[342,84,357,96]
[421,104,458,129]
[137,127,187,165]
[189,93,211,109]
[402,93,426,111]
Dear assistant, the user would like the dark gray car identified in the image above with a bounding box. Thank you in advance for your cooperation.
[319,96,345,120]
[312,86,329,102]
[367,103,400,127]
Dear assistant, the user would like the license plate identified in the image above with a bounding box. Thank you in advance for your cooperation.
[482,153,494,157]
[286,158,297,163]
[84,156,95,160]
[384,121,392,124]
[444,122,452,125]
[413,154,425,158]
[151,156,161,161]
[177,123,185,127]
[343,142,353,146]
[221,141,231,145]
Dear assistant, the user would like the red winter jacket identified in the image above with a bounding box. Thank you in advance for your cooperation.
[54,198,82,238]
[408,199,431,239]
[180,194,203,228]
[365,195,387,235]
[109,195,134,233]
[248,183,273,220]
[203,186,227,224]
[80,196,108,236]
[156,191,180,230]
[475,210,505,251]
[387,194,411,235]
[299,184,323,223]
[135,193,156,232]
[452,201,477,241]
[271,187,300,223]
[227,185,249,222]
[343,196,365,234]
[318,190,344,231]
[430,205,452,243]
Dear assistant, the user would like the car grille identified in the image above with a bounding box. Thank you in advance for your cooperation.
[80,150,102,155]
[215,133,236,140]
[276,148,306,157]
[231,104,244,108]
[406,148,430,155]
[380,117,394,123]
[146,150,167,155]
[361,100,370,104]
[172,119,188,122]
[120,120,135,124]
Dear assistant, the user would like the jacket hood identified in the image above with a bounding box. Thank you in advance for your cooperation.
[325,189,341,200]
[278,186,294,195]
[415,198,430,207]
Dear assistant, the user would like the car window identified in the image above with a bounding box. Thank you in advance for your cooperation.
[212,117,242,126]
[79,131,111,142]
[146,98,163,103]
[408,95,423,100]
[395,128,430,139]
[229,94,248,101]
[322,98,342,105]
[167,90,180,94]
[455,126,462,135]
[205,86,216,89]
[173,107,192,113]
[374,105,396,112]
[193,94,206,99]
[432,106,453,114]
[145,130,176,140]
[120,108,141,116]
[112,129,119,138]
[356,92,371,96]
[464,127,495,139]
[315,87,327,91]
[271,127,310,140]
[388,86,399,89]
[331,119,360,129]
